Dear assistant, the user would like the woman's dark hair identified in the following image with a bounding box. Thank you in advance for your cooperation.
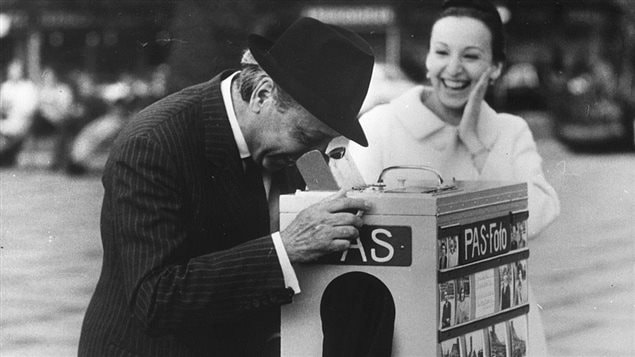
[434,0,506,63]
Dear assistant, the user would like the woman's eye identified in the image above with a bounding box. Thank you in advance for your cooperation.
[464,54,480,60]
[435,50,448,56]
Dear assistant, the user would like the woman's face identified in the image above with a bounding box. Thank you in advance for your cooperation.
[426,16,501,110]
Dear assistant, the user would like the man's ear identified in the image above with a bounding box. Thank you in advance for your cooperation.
[249,77,274,113]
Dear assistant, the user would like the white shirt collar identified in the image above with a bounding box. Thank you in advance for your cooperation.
[221,71,250,159]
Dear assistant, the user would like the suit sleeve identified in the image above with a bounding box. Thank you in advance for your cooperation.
[108,134,292,334]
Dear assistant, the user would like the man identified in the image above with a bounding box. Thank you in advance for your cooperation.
[79,17,374,356]
[441,291,452,329]
[439,242,448,269]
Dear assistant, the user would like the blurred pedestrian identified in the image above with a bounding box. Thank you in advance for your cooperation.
[66,97,129,175]
[0,60,38,166]
[79,17,376,356]
[347,0,559,355]
[32,66,75,169]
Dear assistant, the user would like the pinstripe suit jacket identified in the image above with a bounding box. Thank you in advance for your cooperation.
[79,71,294,356]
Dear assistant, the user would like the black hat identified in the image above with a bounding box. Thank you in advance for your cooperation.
[248,17,374,147]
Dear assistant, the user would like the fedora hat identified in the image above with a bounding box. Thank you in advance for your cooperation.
[248,17,374,147]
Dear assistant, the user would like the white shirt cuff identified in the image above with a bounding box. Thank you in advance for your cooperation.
[271,231,301,294]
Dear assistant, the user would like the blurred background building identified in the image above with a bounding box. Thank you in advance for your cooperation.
[1,0,634,172]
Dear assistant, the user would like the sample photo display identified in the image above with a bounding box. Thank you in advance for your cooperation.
[447,234,459,268]
[510,212,529,250]
[488,322,509,357]
[439,281,456,329]
[509,315,528,357]
[474,269,497,318]
[440,337,461,357]
[498,264,513,311]
[462,330,486,357]
[455,276,472,325]
[439,239,449,270]
[513,260,528,306]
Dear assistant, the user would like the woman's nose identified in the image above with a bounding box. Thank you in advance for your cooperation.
[445,56,463,75]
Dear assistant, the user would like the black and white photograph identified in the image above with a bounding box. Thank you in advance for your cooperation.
[447,234,459,268]
[462,329,486,357]
[498,264,513,311]
[439,280,456,330]
[1,1,634,356]
[488,322,509,357]
[513,260,528,306]
[508,315,528,357]
[439,238,449,270]
[474,269,497,319]
[455,276,472,325]
[440,337,461,357]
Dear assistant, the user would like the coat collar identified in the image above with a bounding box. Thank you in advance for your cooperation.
[199,70,271,234]
[200,70,243,171]
[392,86,499,149]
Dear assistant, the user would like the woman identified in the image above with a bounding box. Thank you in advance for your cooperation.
[348,0,557,355]
[455,287,470,324]
[515,263,527,305]
[348,0,559,238]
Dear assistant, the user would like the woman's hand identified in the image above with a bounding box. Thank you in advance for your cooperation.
[459,66,496,143]
[459,66,497,172]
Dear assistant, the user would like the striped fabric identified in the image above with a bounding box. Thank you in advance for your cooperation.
[78,71,293,356]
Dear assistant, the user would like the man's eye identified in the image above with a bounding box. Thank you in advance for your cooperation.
[327,147,346,160]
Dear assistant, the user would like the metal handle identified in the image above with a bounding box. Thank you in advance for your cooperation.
[377,165,445,186]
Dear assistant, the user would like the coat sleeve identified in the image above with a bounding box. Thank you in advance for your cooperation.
[509,121,561,238]
[107,134,291,334]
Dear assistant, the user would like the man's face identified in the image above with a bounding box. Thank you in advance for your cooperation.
[251,101,339,172]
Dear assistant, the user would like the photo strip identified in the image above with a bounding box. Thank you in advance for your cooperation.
[439,337,461,357]
[462,329,486,357]
[474,269,497,319]
[509,315,528,357]
[447,234,459,268]
[439,281,456,329]
[488,322,509,357]
[513,260,528,306]
[498,264,513,311]
[455,276,472,325]
[439,238,449,270]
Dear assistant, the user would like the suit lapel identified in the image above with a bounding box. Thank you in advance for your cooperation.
[200,71,270,236]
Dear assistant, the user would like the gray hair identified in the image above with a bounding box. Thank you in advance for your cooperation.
[237,49,300,111]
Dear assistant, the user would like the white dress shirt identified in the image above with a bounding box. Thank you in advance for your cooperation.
[221,71,301,294]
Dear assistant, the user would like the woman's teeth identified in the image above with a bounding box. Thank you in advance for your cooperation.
[442,79,469,90]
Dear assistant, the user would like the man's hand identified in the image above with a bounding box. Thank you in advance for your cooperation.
[280,190,371,263]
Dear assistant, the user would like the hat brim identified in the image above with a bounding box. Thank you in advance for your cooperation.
[248,34,368,147]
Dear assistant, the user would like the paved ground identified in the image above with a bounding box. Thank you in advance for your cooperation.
[1,133,634,356]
